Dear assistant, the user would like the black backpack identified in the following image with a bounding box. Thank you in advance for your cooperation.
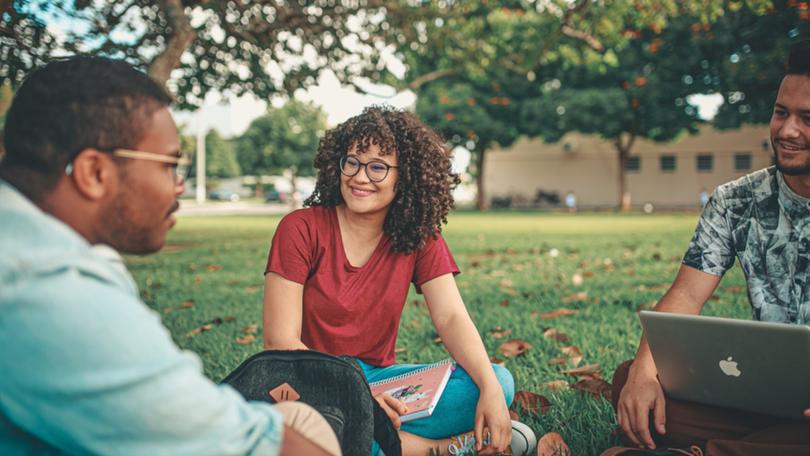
[221,350,401,456]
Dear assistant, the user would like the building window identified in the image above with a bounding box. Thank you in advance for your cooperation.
[660,155,677,172]
[625,156,641,172]
[735,153,752,171]
[696,154,713,172]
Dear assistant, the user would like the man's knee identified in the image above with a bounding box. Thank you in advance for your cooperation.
[274,401,341,456]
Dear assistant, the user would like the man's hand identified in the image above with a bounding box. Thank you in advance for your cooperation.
[616,366,667,450]
[374,393,407,429]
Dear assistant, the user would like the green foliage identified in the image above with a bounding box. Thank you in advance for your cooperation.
[235,100,326,179]
[128,212,750,455]
[1,1,433,108]
[205,130,240,178]
[185,130,241,178]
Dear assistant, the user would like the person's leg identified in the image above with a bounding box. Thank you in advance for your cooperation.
[400,363,514,439]
[705,420,810,456]
[359,359,514,456]
[274,401,342,456]
[611,360,773,449]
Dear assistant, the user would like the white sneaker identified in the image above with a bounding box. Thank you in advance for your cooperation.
[509,420,537,456]
[447,420,537,455]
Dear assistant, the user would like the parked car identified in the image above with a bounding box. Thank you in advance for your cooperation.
[208,188,243,202]
[264,190,289,203]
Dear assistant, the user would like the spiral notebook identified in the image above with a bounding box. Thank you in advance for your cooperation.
[369,359,455,422]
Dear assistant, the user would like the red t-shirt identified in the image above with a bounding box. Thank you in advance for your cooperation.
[265,206,459,366]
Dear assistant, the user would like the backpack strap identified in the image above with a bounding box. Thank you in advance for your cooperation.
[339,356,402,456]
[372,399,402,456]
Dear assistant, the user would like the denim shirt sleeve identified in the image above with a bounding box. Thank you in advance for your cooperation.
[0,266,284,456]
[682,188,736,276]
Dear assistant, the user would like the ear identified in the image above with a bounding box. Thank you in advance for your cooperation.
[68,149,119,201]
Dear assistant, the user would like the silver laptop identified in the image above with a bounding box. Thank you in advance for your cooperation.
[639,310,810,419]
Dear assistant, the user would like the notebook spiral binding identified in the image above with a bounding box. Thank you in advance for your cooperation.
[369,358,455,386]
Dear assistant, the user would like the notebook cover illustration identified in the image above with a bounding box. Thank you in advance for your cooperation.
[369,359,455,422]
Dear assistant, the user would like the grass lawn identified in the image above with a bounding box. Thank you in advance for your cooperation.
[126,211,750,455]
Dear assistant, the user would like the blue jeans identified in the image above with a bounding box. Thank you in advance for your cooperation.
[355,359,515,455]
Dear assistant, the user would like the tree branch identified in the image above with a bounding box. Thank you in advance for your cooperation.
[147,0,196,85]
[407,68,457,90]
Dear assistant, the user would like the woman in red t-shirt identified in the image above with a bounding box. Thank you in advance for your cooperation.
[263,107,528,455]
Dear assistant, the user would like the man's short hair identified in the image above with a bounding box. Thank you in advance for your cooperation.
[787,39,810,77]
[0,56,172,200]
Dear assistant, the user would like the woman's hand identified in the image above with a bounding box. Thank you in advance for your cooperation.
[374,393,408,429]
[473,386,511,455]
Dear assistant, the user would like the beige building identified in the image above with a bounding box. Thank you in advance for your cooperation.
[484,125,773,208]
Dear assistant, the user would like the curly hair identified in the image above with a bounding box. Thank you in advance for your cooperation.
[305,106,460,254]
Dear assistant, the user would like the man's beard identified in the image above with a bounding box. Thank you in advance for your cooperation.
[101,196,156,254]
[773,147,810,176]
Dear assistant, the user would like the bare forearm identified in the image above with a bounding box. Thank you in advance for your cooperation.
[437,313,500,390]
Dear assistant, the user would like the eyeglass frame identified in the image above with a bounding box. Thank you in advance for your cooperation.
[65,148,192,183]
[339,155,399,183]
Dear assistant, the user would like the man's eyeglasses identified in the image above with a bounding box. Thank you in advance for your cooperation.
[339,156,398,183]
[66,149,191,183]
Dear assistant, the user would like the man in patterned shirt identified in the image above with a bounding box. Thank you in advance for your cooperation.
[610,41,810,456]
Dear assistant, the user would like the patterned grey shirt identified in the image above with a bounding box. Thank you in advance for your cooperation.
[683,166,810,324]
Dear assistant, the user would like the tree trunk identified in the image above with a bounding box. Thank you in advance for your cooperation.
[289,166,300,210]
[613,133,636,212]
[147,0,196,84]
[475,149,488,211]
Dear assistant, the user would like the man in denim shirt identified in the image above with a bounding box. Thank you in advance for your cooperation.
[0,56,339,455]
[609,41,810,456]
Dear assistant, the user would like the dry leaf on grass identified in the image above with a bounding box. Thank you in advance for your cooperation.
[185,323,213,338]
[560,346,583,366]
[235,335,256,345]
[536,432,571,456]
[242,323,258,335]
[725,286,745,293]
[543,380,569,391]
[433,336,443,344]
[224,316,236,322]
[206,264,223,272]
[490,326,513,339]
[499,278,513,288]
[561,363,601,377]
[179,300,194,309]
[539,308,579,320]
[561,292,588,304]
[489,356,505,366]
[512,390,551,416]
[394,347,407,354]
[542,328,570,343]
[509,409,520,420]
[548,357,568,366]
[498,339,532,357]
[244,286,259,294]
[571,273,583,286]
[499,299,510,307]
[571,376,612,401]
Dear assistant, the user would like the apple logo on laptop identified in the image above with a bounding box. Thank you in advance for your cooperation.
[719,356,741,377]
